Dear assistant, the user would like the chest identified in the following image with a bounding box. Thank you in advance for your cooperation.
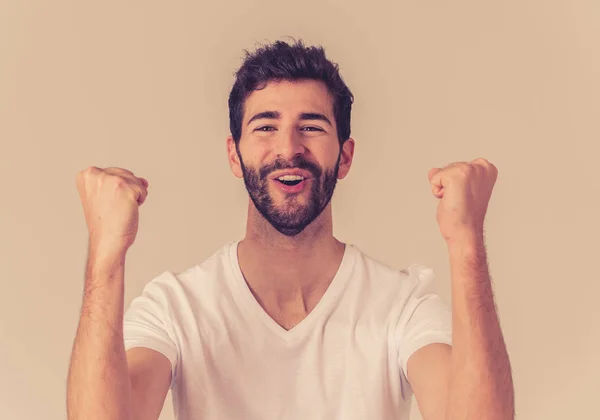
[176,319,405,420]
[245,279,331,331]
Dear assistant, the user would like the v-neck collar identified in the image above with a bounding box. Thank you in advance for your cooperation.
[227,240,356,343]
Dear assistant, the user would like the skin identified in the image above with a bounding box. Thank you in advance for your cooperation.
[418,161,514,420]
[66,79,514,420]
[226,79,355,329]
[227,79,514,418]
[68,167,169,420]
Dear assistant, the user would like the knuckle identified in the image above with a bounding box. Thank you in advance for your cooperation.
[103,172,126,188]
[112,167,135,177]
[77,166,100,183]
[458,164,473,177]
[84,166,103,182]
[475,158,495,171]
[113,177,128,189]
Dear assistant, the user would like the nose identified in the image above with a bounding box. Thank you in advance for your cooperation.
[274,129,306,160]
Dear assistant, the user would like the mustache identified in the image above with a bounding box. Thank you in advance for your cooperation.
[258,156,323,180]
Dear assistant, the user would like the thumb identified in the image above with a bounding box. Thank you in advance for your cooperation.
[428,168,444,198]
[428,168,441,182]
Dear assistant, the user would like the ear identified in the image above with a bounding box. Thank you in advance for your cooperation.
[337,137,355,180]
[226,135,244,179]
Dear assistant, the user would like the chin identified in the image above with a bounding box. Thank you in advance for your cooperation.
[274,225,308,237]
[275,200,311,215]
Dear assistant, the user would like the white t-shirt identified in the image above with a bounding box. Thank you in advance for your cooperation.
[123,241,452,420]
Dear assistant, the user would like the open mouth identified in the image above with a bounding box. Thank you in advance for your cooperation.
[276,175,305,186]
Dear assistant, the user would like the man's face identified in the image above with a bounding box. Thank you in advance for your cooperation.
[228,79,354,236]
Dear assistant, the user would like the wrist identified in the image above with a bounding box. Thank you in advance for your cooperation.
[88,240,127,272]
[446,230,485,256]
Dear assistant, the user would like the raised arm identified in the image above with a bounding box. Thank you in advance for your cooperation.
[408,159,514,420]
[67,167,171,420]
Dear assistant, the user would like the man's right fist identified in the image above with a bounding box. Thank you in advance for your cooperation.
[76,166,149,254]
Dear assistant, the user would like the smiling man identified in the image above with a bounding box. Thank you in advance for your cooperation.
[67,40,515,420]
[232,80,345,238]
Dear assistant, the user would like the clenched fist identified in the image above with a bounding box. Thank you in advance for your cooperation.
[428,158,498,244]
[76,166,149,255]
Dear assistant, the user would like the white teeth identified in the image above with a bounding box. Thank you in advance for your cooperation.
[277,175,304,181]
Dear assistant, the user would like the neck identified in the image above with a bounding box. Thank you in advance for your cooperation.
[237,200,345,298]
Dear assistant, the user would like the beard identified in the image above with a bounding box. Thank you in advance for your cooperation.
[237,150,340,237]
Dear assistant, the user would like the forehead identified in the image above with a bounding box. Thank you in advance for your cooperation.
[243,79,334,122]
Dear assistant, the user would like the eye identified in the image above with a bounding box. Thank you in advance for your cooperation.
[255,126,276,132]
[301,126,324,132]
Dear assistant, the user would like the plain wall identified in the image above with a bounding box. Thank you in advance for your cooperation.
[1,1,598,419]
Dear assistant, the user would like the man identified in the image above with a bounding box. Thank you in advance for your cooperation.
[67,40,514,420]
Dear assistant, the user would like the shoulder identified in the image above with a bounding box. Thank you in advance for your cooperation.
[139,242,236,302]
[345,245,444,321]
[352,244,436,293]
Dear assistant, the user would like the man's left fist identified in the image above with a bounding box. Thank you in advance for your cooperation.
[428,158,498,243]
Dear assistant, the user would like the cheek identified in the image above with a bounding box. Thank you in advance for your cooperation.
[306,138,338,160]
[246,137,273,157]
[238,142,267,168]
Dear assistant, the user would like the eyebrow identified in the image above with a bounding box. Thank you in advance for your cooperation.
[246,111,332,126]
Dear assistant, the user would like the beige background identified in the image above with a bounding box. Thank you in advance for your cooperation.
[1,1,599,419]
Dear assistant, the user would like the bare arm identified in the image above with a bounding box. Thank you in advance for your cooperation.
[408,234,514,420]
[127,347,172,420]
[67,167,170,420]
[444,235,514,419]
[67,246,172,420]
[409,159,514,419]
[67,246,134,420]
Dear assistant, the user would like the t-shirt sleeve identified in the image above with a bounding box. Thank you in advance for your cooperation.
[123,272,179,387]
[395,263,452,380]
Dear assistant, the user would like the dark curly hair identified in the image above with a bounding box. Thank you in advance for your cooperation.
[228,39,354,145]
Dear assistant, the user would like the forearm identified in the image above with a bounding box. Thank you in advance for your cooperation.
[445,232,514,420]
[67,245,133,420]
